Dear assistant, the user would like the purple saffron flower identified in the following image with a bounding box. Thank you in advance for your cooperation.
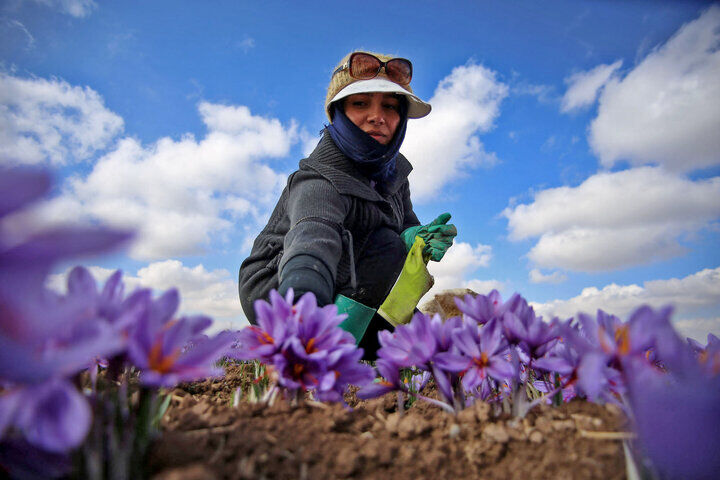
[292,293,355,360]
[357,359,404,399]
[0,167,51,220]
[0,378,91,453]
[693,333,720,377]
[454,289,504,325]
[434,319,515,392]
[626,355,720,479]
[271,337,326,391]
[532,378,577,403]
[317,345,375,402]
[0,267,126,385]
[234,290,372,403]
[0,168,132,385]
[501,302,559,361]
[126,289,235,387]
[231,289,297,362]
[560,306,674,401]
[376,311,441,368]
[532,338,579,377]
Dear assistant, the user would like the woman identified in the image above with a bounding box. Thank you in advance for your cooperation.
[238,51,457,357]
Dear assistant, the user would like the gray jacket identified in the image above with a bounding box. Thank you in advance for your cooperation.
[238,130,420,323]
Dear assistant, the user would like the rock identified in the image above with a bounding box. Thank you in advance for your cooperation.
[335,447,359,477]
[528,430,544,443]
[398,416,431,439]
[419,288,478,320]
[483,423,510,443]
[571,413,602,430]
[448,423,461,439]
[551,419,575,431]
[385,412,401,434]
[534,416,553,434]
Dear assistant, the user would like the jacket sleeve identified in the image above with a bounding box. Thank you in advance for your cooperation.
[399,180,421,231]
[277,171,351,305]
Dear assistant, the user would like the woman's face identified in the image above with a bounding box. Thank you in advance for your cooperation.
[342,92,401,145]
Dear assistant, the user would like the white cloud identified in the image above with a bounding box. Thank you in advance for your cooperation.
[0,73,123,165]
[39,101,295,260]
[420,241,502,303]
[589,6,720,171]
[3,19,36,49]
[49,260,248,332]
[401,62,508,201]
[529,268,567,284]
[674,317,720,345]
[29,0,97,17]
[236,37,255,52]
[531,267,720,341]
[561,60,622,112]
[503,167,720,271]
[134,260,246,327]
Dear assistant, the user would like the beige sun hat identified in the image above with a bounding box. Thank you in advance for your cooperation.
[325,50,432,121]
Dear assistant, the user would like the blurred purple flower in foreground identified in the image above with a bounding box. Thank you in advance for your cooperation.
[626,329,720,479]
[0,378,91,453]
[559,306,673,401]
[0,167,131,455]
[127,289,236,388]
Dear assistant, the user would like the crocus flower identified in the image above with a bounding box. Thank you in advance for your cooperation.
[454,289,504,325]
[434,319,515,392]
[625,351,720,479]
[317,344,375,402]
[292,293,356,361]
[560,306,673,401]
[502,308,559,361]
[231,289,297,362]
[231,290,372,403]
[376,311,440,368]
[0,378,91,453]
[126,289,235,387]
[271,337,327,391]
[691,333,720,377]
[0,267,126,385]
[0,168,131,385]
[357,359,404,399]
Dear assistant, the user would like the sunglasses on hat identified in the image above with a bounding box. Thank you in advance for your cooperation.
[333,52,413,85]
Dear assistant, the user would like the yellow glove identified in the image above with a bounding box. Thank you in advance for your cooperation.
[377,237,434,326]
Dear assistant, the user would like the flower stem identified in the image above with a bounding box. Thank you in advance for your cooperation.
[410,392,456,414]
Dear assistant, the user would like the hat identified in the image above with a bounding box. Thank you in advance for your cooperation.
[325,51,432,121]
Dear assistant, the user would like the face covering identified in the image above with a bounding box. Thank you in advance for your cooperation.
[326,97,408,192]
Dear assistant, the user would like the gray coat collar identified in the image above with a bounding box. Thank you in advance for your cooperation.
[299,130,413,201]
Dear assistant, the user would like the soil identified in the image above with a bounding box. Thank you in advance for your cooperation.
[149,364,627,480]
[149,290,627,479]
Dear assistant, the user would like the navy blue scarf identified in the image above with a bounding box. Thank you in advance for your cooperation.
[326,98,408,192]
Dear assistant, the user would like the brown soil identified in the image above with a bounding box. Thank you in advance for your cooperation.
[149,364,627,480]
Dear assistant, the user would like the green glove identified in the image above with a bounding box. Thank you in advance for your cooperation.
[335,294,376,345]
[400,212,457,262]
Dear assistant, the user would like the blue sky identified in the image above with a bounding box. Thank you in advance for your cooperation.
[2,0,719,340]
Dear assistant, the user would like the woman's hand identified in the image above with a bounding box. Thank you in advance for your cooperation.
[400,212,457,261]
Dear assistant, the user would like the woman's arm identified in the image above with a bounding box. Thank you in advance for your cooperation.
[278,172,351,305]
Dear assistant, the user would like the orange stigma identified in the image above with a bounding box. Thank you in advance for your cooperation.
[148,341,180,374]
